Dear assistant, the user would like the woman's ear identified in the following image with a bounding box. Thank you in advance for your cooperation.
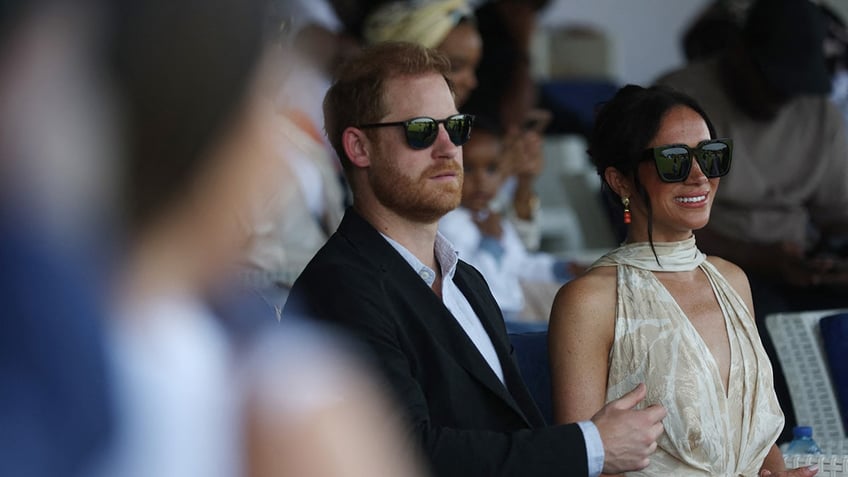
[342,126,371,168]
[604,166,630,199]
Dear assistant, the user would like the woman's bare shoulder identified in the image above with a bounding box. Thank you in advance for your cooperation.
[551,266,617,320]
[705,255,754,304]
[705,255,748,285]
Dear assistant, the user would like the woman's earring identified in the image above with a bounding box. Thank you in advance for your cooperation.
[622,196,631,224]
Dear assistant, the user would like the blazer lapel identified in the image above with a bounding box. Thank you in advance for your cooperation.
[338,209,541,427]
[418,280,526,418]
[454,267,544,427]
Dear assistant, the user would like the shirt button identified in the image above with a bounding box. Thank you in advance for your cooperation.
[419,269,432,281]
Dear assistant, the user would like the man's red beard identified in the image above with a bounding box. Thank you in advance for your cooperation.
[369,156,463,224]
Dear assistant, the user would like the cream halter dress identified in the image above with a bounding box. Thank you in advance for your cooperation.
[590,237,784,476]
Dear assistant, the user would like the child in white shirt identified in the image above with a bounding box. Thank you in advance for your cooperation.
[439,121,575,321]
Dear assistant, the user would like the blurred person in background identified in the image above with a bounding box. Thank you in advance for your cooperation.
[363,0,547,250]
[680,0,749,63]
[464,0,548,131]
[89,1,426,476]
[682,0,848,120]
[0,0,116,475]
[438,115,578,322]
[465,0,551,251]
[821,3,848,129]
[658,0,848,442]
[238,0,353,309]
[363,0,481,107]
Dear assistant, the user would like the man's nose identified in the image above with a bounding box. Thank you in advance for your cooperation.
[432,124,459,156]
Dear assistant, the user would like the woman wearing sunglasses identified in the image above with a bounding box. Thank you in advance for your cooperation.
[548,85,814,477]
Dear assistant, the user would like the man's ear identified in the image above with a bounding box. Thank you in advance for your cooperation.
[604,166,630,199]
[342,126,372,168]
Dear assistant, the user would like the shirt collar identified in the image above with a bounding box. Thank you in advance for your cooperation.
[380,232,459,286]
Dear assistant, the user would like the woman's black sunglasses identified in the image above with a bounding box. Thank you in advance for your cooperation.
[358,114,475,150]
[643,138,733,183]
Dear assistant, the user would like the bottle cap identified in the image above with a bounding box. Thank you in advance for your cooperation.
[793,426,813,438]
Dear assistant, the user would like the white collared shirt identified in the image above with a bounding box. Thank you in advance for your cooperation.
[381,232,504,384]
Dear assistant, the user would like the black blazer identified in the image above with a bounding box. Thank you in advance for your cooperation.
[284,209,588,477]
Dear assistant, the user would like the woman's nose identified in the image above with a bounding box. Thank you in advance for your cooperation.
[686,156,708,183]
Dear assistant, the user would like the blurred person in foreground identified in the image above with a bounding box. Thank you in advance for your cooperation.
[549,84,813,477]
[89,2,425,476]
[657,0,848,440]
[0,0,115,475]
[363,0,547,250]
[284,41,667,477]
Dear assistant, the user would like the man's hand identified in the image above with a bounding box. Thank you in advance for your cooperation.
[759,465,819,476]
[592,383,667,474]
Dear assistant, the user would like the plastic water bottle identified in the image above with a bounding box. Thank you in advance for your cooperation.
[784,426,823,455]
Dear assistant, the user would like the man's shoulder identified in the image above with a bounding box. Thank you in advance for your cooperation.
[295,229,382,287]
[284,232,390,323]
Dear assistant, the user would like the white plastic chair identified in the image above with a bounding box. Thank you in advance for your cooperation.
[784,454,848,476]
[538,135,617,254]
[766,308,848,446]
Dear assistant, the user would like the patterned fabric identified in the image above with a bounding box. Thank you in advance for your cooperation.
[590,237,784,476]
[363,0,472,48]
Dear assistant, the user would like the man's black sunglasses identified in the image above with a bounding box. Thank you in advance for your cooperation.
[358,114,475,150]
[643,138,733,183]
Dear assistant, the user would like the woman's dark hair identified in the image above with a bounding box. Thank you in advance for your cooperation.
[109,0,268,234]
[589,84,716,259]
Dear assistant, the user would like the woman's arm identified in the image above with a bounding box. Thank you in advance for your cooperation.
[549,270,617,423]
[759,443,819,476]
[548,270,620,475]
[760,444,786,474]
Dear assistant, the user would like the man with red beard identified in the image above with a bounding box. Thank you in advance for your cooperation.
[284,42,666,477]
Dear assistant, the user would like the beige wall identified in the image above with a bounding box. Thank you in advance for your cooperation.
[537,0,711,85]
